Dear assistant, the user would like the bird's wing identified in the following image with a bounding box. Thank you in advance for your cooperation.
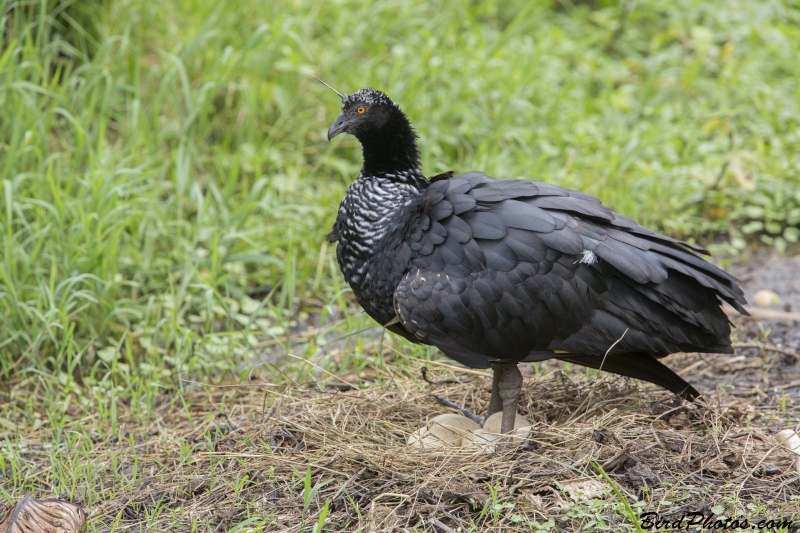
[394,171,746,369]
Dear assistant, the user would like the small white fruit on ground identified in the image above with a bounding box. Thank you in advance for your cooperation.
[775,429,800,473]
[753,289,781,307]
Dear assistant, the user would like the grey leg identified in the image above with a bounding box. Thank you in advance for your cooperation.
[487,362,504,417]
[430,362,521,434]
[498,363,522,434]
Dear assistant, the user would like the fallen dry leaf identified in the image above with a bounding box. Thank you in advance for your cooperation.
[560,479,606,501]
[0,495,86,533]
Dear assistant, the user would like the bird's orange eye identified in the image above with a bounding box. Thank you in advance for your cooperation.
[357,107,366,114]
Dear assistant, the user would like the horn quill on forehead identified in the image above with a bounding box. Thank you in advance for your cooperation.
[307,73,345,101]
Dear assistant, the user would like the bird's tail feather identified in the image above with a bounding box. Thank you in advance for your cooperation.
[559,352,700,401]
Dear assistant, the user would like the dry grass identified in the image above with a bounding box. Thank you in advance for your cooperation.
[3,355,798,532]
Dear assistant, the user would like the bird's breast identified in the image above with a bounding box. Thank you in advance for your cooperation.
[333,174,423,322]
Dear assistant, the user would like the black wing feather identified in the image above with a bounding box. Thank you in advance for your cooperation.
[393,172,746,399]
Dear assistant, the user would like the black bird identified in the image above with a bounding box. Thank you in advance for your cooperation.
[322,83,747,435]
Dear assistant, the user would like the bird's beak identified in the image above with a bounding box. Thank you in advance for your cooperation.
[327,114,349,141]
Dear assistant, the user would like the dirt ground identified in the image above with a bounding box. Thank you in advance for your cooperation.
[734,253,800,315]
[712,252,800,400]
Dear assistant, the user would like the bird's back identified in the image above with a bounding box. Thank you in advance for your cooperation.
[393,171,747,370]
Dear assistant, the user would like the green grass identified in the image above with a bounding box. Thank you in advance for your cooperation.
[2,0,800,376]
[2,0,800,530]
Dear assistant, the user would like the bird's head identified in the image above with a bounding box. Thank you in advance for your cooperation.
[312,76,421,175]
[326,88,401,142]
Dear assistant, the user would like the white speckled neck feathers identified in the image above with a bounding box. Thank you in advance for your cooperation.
[328,168,428,329]
[332,169,426,285]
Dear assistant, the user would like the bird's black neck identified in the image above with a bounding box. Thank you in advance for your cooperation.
[356,111,422,177]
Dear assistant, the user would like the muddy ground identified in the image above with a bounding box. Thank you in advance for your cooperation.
[734,253,800,314]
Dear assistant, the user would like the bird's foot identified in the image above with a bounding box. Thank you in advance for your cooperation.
[430,394,485,426]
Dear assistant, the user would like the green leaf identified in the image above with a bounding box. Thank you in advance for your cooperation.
[742,205,765,219]
[97,347,117,364]
[741,221,764,234]
[304,464,312,510]
[313,500,330,533]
